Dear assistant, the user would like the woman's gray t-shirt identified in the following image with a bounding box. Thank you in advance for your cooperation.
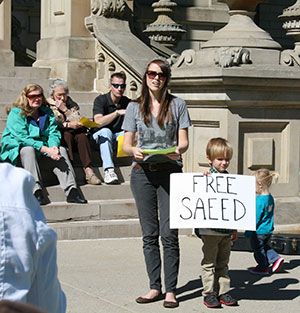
[122,96,191,166]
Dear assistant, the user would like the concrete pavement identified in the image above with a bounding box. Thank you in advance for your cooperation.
[57,236,300,313]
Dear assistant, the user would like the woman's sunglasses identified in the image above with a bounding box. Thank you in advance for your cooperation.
[27,94,43,100]
[146,71,166,80]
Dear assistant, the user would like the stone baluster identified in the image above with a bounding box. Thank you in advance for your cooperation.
[143,0,186,49]
[0,0,14,67]
[279,0,300,66]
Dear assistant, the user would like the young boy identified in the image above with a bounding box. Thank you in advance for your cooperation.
[199,137,238,308]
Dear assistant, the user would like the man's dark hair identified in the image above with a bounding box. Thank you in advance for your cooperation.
[110,72,126,83]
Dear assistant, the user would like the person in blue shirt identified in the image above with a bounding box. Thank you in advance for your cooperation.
[248,168,284,275]
[0,162,66,313]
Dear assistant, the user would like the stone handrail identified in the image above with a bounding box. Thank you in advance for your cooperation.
[85,0,157,97]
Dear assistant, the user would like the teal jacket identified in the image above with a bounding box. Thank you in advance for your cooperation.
[0,106,61,165]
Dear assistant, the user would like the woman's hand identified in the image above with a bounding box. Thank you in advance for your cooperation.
[41,146,61,161]
[55,99,68,113]
[67,122,83,129]
[165,151,180,161]
[132,146,145,161]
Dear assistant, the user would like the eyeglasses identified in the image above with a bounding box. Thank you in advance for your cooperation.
[146,71,166,80]
[55,93,68,98]
[111,83,126,89]
[27,94,43,100]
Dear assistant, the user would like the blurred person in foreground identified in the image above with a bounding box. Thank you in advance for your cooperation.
[0,300,47,313]
[0,162,66,313]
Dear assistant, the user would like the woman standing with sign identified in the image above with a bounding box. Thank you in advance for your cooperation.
[122,57,191,308]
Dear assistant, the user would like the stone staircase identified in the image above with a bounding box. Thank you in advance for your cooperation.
[0,66,142,240]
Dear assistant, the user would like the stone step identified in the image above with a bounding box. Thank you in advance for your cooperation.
[0,78,51,100]
[43,198,138,222]
[0,118,6,133]
[48,219,192,240]
[41,161,132,185]
[72,165,132,184]
[44,182,133,202]
[0,66,51,79]
[0,103,8,116]
[69,91,100,103]
[74,103,93,119]
[49,218,142,240]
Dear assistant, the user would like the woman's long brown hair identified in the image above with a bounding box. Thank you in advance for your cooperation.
[137,58,174,127]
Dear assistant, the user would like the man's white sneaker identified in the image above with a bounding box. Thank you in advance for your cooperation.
[104,168,119,184]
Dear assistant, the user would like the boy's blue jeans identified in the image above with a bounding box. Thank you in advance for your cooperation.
[250,233,279,269]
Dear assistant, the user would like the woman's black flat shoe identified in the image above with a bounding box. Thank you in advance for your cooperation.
[163,300,179,308]
[136,292,162,304]
[34,190,48,205]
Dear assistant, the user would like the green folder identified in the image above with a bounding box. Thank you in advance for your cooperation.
[141,146,176,155]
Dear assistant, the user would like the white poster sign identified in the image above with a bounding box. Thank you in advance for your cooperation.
[170,173,256,230]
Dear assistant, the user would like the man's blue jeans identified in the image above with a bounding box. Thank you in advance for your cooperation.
[92,128,123,171]
[130,165,182,293]
[250,233,279,269]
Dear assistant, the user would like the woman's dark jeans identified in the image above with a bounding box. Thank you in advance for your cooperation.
[130,165,182,293]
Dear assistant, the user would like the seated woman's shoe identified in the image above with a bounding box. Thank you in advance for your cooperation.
[34,189,48,205]
[86,173,102,185]
[66,188,87,204]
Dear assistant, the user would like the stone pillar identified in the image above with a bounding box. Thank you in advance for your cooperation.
[0,0,14,66]
[33,0,96,91]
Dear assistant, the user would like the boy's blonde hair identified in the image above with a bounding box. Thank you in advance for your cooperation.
[253,168,279,188]
[206,137,233,161]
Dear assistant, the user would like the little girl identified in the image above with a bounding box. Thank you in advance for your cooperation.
[248,168,284,275]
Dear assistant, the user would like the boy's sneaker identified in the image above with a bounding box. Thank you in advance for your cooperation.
[272,257,284,273]
[203,294,221,308]
[250,266,269,275]
[104,168,119,184]
[219,294,238,306]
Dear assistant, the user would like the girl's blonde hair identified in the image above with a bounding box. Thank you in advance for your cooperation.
[6,84,48,117]
[253,168,279,189]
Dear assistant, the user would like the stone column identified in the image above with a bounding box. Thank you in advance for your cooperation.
[0,0,14,66]
[33,0,96,91]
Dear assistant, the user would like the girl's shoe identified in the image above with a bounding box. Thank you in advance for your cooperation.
[250,266,269,275]
[272,257,284,273]
[86,173,102,185]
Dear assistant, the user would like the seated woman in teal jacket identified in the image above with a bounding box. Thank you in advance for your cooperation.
[0,83,87,205]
